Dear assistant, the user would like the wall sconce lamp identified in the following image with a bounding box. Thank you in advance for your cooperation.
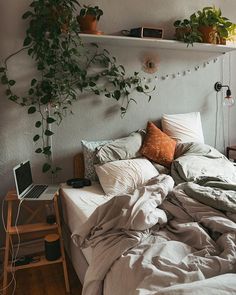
[214,82,235,106]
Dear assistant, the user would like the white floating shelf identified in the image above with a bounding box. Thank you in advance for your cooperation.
[80,33,236,54]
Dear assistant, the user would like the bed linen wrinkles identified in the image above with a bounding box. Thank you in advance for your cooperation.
[72,170,236,295]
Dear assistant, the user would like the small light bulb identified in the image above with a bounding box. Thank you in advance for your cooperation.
[223,96,235,107]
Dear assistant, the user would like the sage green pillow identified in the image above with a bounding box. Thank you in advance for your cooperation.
[96,130,146,164]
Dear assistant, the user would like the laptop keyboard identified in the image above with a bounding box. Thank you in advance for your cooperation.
[24,185,48,199]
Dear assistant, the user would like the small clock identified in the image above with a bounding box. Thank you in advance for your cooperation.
[129,27,164,39]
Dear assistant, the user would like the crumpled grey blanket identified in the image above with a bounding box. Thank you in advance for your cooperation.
[72,172,236,295]
[183,176,236,213]
[171,142,236,185]
[72,174,174,295]
[171,142,236,212]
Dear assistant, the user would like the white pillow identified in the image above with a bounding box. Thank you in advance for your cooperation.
[161,112,204,143]
[95,158,159,196]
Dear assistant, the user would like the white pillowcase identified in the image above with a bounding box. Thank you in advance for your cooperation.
[95,158,159,196]
[161,112,204,143]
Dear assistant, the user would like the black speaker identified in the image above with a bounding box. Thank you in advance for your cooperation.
[44,234,61,261]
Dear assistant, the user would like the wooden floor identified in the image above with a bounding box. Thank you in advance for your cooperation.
[1,257,82,295]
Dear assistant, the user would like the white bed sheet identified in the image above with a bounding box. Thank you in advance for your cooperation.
[60,182,111,263]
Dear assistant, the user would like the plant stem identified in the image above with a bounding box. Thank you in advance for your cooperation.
[4,46,32,67]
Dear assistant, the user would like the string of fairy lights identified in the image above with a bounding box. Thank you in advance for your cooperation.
[143,57,220,81]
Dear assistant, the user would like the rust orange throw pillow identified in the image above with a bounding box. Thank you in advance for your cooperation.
[140,121,176,168]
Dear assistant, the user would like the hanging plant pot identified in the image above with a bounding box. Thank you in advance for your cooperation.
[198,26,219,44]
[77,15,102,34]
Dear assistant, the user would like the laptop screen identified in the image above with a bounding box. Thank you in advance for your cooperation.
[14,161,33,196]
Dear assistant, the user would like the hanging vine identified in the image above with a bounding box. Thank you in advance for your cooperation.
[0,0,154,173]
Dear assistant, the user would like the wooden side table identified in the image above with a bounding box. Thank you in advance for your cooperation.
[2,191,70,294]
[226,146,236,162]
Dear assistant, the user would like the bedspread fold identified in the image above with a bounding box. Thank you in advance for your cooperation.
[71,144,236,295]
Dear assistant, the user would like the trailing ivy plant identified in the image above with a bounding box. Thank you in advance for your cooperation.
[0,0,154,173]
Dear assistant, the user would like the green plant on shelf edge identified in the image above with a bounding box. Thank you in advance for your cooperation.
[174,6,236,46]
[192,6,234,43]
[0,0,154,174]
[78,4,103,20]
[173,17,202,46]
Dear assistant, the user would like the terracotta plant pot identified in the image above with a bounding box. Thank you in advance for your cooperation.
[198,26,219,44]
[218,37,226,45]
[77,14,98,33]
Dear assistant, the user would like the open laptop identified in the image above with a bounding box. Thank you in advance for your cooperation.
[13,160,59,200]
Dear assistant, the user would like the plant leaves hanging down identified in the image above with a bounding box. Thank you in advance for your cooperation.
[0,0,155,174]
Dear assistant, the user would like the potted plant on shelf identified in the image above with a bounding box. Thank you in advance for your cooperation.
[0,0,153,174]
[192,6,234,44]
[77,4,103,34]
[173,6,236,45]
[174,18,202,46]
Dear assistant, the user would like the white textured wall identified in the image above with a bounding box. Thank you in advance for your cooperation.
[1,0,236,246]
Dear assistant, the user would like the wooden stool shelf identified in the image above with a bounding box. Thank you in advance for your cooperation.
[6,256,64,272]
[3,191,70,294]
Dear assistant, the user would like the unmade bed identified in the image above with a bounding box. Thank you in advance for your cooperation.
[60,140,236,295]
[60,180,111,283]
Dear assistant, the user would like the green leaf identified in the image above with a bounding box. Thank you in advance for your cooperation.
[33,134,40,142]
[31,79,37,86]
[0,67,5,72]
[35,121,41,128]
[45,129,54,136]
[136,86,144,92]
[89,81,96,87]
[42,163,51,173]
[43,150,51,156]
[43,146,51,155]
[28,48,34,56]
[120,107,127,116]
[113,90,121,100]
[28,106,36,114]
[1,75,8,84]
[9,95,18,101]
[22,11,33,19]
[28,88,34,95]
[35,148,42,153]
[8,80,16,86]
[46,117,56,124]
[37,63,45,71]
[23,36,32,46]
